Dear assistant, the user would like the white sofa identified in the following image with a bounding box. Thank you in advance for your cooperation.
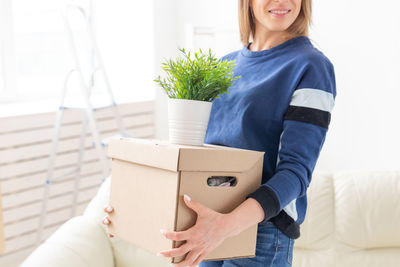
[21,170,400,267]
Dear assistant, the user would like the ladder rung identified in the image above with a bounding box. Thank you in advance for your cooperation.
[61,103,116,111]
[48,168,80,181]
[92,133,129,147]
[60,95,117,111]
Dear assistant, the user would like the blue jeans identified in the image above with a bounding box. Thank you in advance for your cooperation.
[199,221,294,267]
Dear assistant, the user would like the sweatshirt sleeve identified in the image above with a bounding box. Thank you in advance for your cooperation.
[246,58,337,223]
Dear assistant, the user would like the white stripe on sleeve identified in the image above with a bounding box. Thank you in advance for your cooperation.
[290,88,335,112]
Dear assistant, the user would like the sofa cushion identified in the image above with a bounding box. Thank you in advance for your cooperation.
[293,248,335,267]
[294,171,335,250]
[21,216,113,267]
[334,170,400,249]
[336,248,400,267]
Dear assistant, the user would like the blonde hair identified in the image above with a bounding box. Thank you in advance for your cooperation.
[238,0,313,46]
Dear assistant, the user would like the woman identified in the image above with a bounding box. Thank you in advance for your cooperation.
[103,0,336,266]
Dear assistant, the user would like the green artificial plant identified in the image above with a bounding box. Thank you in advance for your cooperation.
[154,47,240,102]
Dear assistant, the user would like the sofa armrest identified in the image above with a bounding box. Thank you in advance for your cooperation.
[21,216,114,267]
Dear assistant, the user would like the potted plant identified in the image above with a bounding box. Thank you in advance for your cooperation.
[154,47,240,146]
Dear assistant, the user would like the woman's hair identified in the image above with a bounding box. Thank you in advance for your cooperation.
[238,0,313,46]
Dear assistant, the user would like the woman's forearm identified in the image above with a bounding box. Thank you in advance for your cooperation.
[223,198,265,238]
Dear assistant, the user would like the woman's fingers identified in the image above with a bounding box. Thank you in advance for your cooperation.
[157,242,192,258]
[102,205,114,238]
[191,251,206,266]
[103,205,114,213]
[161,228,192,241]
[102,215,114,238]
[102,215,111,225]
[176,249,202,267]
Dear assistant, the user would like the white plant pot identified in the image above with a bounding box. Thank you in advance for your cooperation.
[168,98,213,146]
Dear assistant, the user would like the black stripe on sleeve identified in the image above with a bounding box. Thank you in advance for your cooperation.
[284,105,331,128]
[246,186,281,223]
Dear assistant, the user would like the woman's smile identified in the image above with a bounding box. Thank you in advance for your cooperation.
[269,9,292,18]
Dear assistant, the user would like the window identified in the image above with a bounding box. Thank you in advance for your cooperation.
[0,0,155,106]
[0,0,17,102]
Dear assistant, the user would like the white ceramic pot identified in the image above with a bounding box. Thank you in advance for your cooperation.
[167,98,213,146]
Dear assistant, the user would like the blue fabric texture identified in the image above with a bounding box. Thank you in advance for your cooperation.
[199,222,294,267]
[204,35,337,239]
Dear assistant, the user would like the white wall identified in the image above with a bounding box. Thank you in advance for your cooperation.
[95,0,155,103]
[310,0,400,172]
[153,0,179,140]
[153,0,400,172]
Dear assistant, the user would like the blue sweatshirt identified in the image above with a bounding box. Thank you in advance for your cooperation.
[204,35,336,239]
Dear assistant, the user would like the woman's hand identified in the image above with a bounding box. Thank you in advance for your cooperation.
[102,205,115,238]
[157,194,235,267]
[101,194,265,266]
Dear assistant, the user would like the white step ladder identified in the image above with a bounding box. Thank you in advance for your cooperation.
[36,3,128,245]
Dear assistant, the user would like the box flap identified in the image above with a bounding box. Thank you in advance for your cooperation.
[107,138,265,173]
[107,138,180,172]
[108,160,179,256]
[178,144,265,172]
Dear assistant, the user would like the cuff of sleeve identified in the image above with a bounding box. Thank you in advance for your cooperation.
[246,186,281,224]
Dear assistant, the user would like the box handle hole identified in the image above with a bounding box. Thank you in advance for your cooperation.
[207,176,237,187]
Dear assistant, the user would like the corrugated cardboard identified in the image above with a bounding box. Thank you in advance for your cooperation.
[107,137,265,263]
[0,182,5,255]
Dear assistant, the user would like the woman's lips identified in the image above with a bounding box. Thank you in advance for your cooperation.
[269,9,291,18]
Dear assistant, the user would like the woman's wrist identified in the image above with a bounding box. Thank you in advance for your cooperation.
[223,198,265,238]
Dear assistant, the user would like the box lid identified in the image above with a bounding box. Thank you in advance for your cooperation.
[107,137,265,172]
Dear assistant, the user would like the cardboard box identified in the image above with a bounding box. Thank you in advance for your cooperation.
[107,137,265,263]
[0,182,5,255]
